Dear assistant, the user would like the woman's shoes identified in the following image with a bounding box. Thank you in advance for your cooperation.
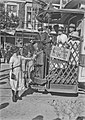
[12,96,17,102]
[12,90,17,102]
[16,91,22,100]
[12,90,22,102]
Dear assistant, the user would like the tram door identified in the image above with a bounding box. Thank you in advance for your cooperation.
[78,16,85,88]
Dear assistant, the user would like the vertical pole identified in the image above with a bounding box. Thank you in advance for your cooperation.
[60,0,63,9]
[22,30,24,55]
[4,33,6,50]
[81,13,85,54]
[15,30,16,46]
[24,3,27,29]
[0,29,1,49]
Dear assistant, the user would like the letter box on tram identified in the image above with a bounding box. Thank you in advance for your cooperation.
[78,12,85,89]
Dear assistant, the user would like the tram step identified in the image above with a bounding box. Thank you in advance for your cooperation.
[47,83,78,93]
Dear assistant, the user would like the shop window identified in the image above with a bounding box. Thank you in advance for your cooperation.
[26,6,42,30]
[7,5,17,16]
[26,6,32,29]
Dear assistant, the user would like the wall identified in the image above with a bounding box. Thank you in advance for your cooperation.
[18,2,25,28]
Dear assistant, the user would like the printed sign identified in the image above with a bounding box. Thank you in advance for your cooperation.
[50,46,70,61]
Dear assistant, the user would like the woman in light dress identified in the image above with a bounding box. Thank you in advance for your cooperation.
[9,47,35,102]
[25,51,36,87]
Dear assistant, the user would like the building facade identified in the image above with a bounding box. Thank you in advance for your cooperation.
[3,0,42,30]
[1,0,71,30]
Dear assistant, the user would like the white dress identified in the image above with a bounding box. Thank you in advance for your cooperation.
[9,53,25,92]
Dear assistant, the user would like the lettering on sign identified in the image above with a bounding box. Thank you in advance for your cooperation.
[50,46,70,61]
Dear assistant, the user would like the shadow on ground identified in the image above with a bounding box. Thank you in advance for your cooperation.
[21,88,36,98]
[0,102,9,110]
[21,87,49,98]
[32,115,43,120]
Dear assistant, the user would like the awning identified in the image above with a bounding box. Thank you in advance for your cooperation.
[36,7,61,23]
[57,0,84,24]
[1,29,15,36]
[36,0,85,24]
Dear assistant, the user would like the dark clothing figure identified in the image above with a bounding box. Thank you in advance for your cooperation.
[0,49,2,67]
[0,49,2,58]
[53,24,59,35]
[41,31,52,77]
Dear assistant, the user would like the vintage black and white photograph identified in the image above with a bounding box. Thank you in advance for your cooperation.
[0,0,85,120]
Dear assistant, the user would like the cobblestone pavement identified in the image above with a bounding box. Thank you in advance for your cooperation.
[0,63,85,120]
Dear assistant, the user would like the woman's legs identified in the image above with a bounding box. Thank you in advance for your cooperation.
[27,66,32,87]
[12,89,17,102]
[12,90,22,102]
[16,91,22,100]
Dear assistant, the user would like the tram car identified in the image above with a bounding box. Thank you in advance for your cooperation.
[29,0,85,95]
[1,0,85,95]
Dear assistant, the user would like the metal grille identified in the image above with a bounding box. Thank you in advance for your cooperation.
[46,39,80,85]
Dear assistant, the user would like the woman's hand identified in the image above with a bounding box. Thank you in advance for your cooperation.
[32,54,36,59]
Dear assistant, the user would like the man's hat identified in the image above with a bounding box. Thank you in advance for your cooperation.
[69,24,75,28]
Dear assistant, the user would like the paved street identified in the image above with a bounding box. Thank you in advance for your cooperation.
[0,63,57,120]
[0,63,85,120]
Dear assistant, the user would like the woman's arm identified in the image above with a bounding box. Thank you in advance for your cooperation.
[9,57,14,71]
[21,56,33,60]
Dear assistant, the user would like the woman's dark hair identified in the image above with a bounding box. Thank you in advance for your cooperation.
[53,24,59,33]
